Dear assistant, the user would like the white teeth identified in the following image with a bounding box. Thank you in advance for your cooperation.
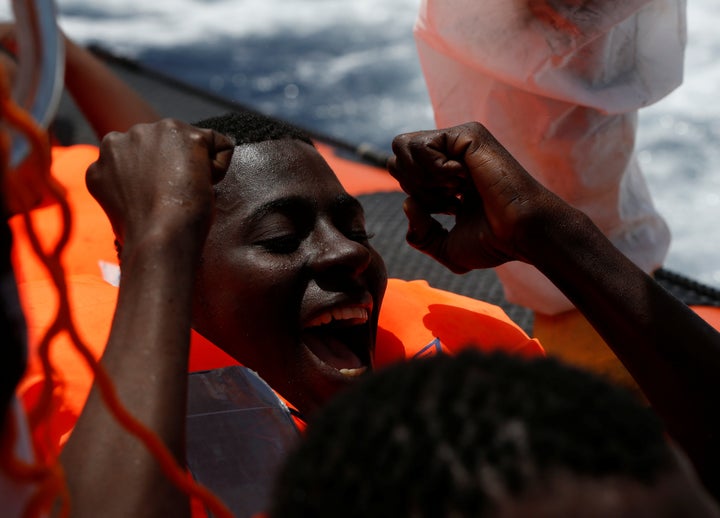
[306,306,369,328]
[339,366,367,377]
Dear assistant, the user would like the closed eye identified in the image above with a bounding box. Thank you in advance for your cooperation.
[256,235,302,254]
[348,230,374,244]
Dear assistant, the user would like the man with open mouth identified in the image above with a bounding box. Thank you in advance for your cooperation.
[78,113,720,514]
[188,118,388,419]
[187,112,541,422]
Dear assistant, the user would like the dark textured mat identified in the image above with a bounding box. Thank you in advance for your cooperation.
[655,268,720,307]
[187,366,299,518]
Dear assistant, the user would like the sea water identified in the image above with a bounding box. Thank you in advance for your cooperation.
[7,0,720,288]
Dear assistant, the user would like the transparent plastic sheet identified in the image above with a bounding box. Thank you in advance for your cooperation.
[415,0,686,314]
[0,400,35,518]
[186,366,300,518]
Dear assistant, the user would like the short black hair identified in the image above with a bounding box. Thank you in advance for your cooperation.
[194,110,313,147]
[270,350,674,518]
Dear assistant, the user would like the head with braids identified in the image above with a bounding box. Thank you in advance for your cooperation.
[270,350,719,517]
[190,111,387,419]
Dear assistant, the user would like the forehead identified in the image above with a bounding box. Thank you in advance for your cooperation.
[215,139,348,209]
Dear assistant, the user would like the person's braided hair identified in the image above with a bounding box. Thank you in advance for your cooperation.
[270,350,674,517]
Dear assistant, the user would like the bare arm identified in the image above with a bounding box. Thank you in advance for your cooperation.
[59,120,233,518]
[1,23,160,138]
[63,36,161,137]
[388,122,720,496]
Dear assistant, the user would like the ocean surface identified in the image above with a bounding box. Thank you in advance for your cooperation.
[9,0,720,288]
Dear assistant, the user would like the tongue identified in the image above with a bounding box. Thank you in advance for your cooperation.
[304,333,363,370]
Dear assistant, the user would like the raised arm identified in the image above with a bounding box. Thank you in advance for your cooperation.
[59,119,233,518]
[1,23,160,138]
[388,122,720,497]
[63,36,161,138]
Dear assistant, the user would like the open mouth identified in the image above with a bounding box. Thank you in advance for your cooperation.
[302,305,372,377]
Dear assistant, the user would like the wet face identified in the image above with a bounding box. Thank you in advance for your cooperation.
[192,139,387,416]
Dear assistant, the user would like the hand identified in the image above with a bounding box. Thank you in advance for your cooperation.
[388,122,568,273]
[85,119,234,259]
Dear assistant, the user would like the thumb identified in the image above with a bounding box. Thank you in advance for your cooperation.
[206,130,235,184]
[403,197,468,274]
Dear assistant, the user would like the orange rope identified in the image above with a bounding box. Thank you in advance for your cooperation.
[22,204,234,518]
[0,58,68,518]
[0,402,71,518]
[1,62,233,517]
[0,80,61,214]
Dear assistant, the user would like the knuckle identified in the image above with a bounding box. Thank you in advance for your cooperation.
[159,117,182,129]
[465,121,484,133]
[391,135,407,152]
[187,130,206,145]
[99,130,122,149]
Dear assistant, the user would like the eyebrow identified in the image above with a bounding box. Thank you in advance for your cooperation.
[244,193,365,227]
[333,193,366,217]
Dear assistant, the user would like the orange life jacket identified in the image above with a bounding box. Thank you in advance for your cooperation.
[13,144,720,518]
[12,144,544,462]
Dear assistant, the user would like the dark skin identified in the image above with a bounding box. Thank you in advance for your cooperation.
[2,23,174,515]
[66,120,384,515]
[74,119,719,513]
[191,140,387,417]
[388,122,720,498]
[59,120,234,518]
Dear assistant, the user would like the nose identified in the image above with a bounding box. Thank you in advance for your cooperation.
[310,222,372,282]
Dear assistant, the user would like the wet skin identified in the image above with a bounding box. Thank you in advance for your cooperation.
[192,139,388,417]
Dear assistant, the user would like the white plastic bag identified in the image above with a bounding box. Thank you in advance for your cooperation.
[415,0,686,314]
